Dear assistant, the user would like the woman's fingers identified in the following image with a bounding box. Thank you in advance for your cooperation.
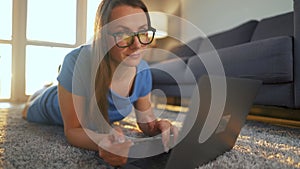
[100,141,133,157]
[98,127,134,166]
[171,125,179,145]
[156,120,180,153]
[99,149,128,166]
[156,120,174,152]
[162,128,171,152]
[98,138,133,166]
[111,126,126,143]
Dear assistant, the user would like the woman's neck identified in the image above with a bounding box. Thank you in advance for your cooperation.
[110,61,136,81]
[109,59,137,97]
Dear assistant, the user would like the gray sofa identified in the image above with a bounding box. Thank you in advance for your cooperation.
[150,0,300,111]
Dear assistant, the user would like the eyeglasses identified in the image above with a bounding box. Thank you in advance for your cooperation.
[108,27,156,48]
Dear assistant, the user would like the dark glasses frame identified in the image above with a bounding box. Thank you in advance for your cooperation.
[108,27,156,48]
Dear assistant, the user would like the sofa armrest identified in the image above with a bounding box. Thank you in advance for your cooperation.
[187,36,293,84]
[294,0,300,108]
[150,57,190,85]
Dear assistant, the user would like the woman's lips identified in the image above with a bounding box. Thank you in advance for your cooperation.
[127,53,141,59]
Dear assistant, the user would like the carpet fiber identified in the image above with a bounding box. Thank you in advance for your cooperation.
[0,105,299,169]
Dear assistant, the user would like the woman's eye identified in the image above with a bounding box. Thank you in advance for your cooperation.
[139,29,147,33]
[114,32,124,38]
[115,32,125,36]
[117,32,130,36]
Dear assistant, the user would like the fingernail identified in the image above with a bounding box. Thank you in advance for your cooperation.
[118,137,125,143]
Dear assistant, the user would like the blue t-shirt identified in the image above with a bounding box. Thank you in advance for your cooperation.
[57,45,152,123]
[27,45,152,127]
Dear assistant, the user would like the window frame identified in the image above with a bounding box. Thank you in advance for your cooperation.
[0,0,88,102]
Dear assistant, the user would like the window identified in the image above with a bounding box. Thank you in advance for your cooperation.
[25,46,70,95]
[87,0,103,42]
[0,0,12,40]
[0,0,103,101]
[0,44,12,99]
[25,0,78,95]
[27,0,76,44]
[0,0,12,99]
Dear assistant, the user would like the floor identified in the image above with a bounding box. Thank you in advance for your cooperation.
[1,101,300,131]
[0,102,299,168]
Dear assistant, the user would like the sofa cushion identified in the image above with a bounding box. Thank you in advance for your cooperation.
[169,20,258,59]
[169,37,202,58]
[186,36,293,84]
[251,12,293,41]
[209,20,258,49]
[150,58,190,85]
[152,36,293,85]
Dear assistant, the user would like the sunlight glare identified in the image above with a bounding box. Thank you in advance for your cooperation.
[0,0,12,40]
[0,44,12,99]
[86,0,103,42]
[27,0,76,44]
[25,46,72,95]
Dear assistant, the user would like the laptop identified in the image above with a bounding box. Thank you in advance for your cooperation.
[123,75,262,169]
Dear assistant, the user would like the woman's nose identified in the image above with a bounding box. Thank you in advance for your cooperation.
[129,36,142,49]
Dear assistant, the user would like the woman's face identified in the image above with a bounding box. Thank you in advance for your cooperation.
[107,5,149,68]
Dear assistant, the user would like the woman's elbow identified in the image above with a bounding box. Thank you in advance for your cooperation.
[63,127,76,146]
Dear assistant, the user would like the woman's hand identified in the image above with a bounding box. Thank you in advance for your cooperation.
[154,119,179,152]
[98,127,133,167]
[134,93,179,152]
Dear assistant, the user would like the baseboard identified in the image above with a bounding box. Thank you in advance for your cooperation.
[250,105,300,120]
[249,105,300,127]
[247,114,300,128]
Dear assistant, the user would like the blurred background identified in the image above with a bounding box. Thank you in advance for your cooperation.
[0,0,292,103]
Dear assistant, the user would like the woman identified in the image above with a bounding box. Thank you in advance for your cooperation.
[22,0,178,167]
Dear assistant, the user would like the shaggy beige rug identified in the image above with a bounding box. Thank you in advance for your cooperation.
[0,105,299,169]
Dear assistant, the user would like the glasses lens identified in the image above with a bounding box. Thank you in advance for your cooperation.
[138,30,154,45]
[112,29,155,48]
[115,33,133,48]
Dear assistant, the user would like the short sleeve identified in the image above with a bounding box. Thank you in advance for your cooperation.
[57,47,82,93]
[57,45,91,97]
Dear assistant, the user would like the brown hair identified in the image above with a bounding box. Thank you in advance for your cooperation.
[93,0,151,130]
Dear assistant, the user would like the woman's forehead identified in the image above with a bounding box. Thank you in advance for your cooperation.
[109,5,148,30]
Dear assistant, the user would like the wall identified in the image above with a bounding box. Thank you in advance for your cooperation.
[180,0,293,41]
[142,0,183,62]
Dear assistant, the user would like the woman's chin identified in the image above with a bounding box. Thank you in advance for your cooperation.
[122,56,142,67]
[122,60,140,67]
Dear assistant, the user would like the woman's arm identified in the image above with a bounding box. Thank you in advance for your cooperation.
[58,84,100,151]
[134,94,160,136]
[58,84,132,166]
[134,94,176,136]
[134,93,178,151]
